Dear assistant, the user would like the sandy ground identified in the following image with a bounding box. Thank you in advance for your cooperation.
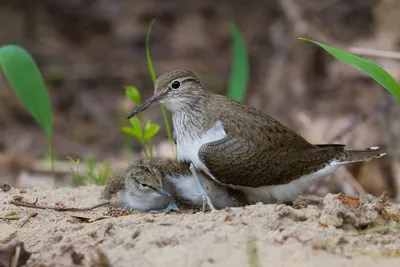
[1,185,400,267]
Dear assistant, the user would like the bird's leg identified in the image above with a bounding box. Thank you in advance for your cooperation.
[189,163,216,212]
[163,202,180,214]
[148,202,180,214]
[149,188,181,214]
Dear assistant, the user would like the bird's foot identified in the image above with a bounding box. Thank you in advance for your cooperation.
[163,202,180,214]
[189,163,217,212]
[201,194,216,212]
[148,202,180,214]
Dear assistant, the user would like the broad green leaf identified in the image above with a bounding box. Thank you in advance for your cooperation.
[125,86,141,105]
[128,117,143,140]
[121,126,142,139]
[121,127,135,135]
[146,19,157,85]
[227,23,249,103]
[144,122,160,140]
[129,117,142,130]
[0,45,53,137]
[299,38,400,101]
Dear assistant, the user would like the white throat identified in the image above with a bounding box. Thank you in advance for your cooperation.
[174,120,227,169]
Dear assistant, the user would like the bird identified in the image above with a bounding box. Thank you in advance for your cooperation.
[127,68,386,210]
[100,157,247,213]
[100,158,179,213]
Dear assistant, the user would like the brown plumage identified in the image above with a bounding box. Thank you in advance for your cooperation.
[127,68,386,204]
[101,157,247,211]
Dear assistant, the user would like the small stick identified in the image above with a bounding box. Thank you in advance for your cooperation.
[10,200,109,212]
[19,212,38,228]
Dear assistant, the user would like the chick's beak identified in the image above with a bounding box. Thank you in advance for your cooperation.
[127,93,164,119]
[156,188,171,197]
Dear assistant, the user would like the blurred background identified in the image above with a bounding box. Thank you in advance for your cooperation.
[0,0,399,201]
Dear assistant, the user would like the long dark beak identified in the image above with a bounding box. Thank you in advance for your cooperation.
[156,188,172,197]
[127,94,164,119]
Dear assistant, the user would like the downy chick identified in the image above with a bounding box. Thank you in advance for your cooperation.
[101,158,247,213]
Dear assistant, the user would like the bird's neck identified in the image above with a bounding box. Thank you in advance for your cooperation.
[162,89,210,113]
[173,102,216,138]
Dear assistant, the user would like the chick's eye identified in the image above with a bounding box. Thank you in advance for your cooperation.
[171,80,180,90]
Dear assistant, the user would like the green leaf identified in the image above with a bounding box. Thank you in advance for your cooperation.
[144,122,160,140]
[66,156,79,166]
[129,117,141,130]
[121,126,142,140]
[146,19,157,85]
[227,23,249,103]
[299,38,400,101]
[128,117,143,140]
[125,85,141,105]
[0,45,53,137]
[121,127,134,135]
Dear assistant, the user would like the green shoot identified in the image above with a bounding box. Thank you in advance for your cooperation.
[357,223,400,235]
[145,19,176,158]
[67,156,87,186]
[122,86,161,157]
[67,156,110,186]
[246,235,260,267]
[227,23,249,102]
[0,45,55,180]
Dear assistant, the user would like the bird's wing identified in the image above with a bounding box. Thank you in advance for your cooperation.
[198,134,344,187]
[210,95,318,151]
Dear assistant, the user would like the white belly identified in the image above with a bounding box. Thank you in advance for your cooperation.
[166,173,240,208]
[122,190,170,212]
[176,120,227,169]
[232,164,339,204]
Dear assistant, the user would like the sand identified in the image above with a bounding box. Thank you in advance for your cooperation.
[1,185,400,267]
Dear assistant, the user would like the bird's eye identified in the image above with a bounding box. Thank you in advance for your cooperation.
[171,80,181,90]
[139,183,148,188]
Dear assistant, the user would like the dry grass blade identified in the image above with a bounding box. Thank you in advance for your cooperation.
[246,235,260,267]
[357,223,400,235]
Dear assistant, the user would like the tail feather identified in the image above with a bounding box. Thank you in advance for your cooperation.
[331,146,386,165]
[100,171,125,200]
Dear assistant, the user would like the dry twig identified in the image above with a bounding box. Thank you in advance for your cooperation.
[10,200,109,212]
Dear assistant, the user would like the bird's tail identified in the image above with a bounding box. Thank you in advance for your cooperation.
[331,146,386,165]
[100,171,125,201]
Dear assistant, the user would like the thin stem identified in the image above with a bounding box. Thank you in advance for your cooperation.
[48,134,56,185]
[148,138,153,158]
[139,113,152,158]
[140,138,149,158]
[160,104,176,157]
[146,19,176,158]
[357,223,400,235]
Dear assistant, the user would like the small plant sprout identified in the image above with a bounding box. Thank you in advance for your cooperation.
[0,45,55,180]
[67,156,110,186]
[67,156,87,186]
[121,86,160,158]
[85,156,110,185]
